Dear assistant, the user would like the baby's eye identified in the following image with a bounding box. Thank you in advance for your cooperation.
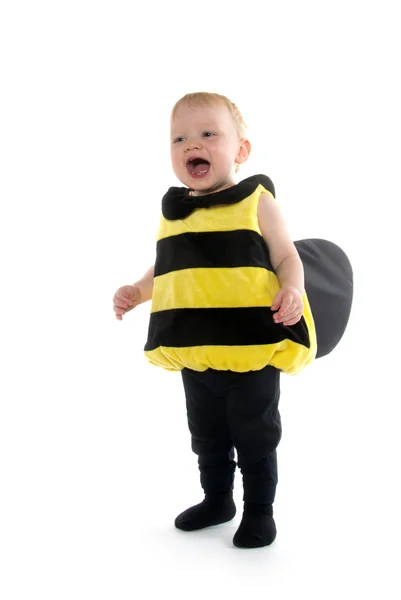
[202,131,214,137]
[174,137,185,143]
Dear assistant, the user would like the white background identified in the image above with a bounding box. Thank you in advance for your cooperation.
[1,1,400,598]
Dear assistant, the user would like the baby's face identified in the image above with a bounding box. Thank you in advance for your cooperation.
[170,102,245,195]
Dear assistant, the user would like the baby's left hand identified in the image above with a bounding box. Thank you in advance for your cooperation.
[271,285,304,326]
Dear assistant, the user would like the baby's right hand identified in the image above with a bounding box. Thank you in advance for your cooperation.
[113,285,142,320]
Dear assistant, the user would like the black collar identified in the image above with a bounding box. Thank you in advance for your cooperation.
[161,174,275,220]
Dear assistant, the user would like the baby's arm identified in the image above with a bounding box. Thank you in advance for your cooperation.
[257,193,304,293]
[134,264,155,304]
[113,265,155,320]
[257,192,304,325]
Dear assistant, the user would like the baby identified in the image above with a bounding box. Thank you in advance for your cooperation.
[112,92,318,548]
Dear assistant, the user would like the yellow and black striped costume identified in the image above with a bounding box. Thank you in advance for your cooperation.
[144,174,319,375]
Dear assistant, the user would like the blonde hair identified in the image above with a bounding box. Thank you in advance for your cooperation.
[171,92,248,139]
[171,92,248,173]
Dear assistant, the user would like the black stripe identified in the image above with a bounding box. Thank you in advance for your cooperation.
[144,307,310,351]
[155,230,275,277]
[162,174,275,220]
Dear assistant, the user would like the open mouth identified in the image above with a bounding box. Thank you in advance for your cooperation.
[186,157,211,178]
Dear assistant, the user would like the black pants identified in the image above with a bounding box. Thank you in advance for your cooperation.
[181,364,281,505]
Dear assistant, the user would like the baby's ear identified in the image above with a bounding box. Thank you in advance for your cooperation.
[237,138,251,165]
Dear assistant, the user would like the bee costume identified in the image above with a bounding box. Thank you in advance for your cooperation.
[143,174,353,547]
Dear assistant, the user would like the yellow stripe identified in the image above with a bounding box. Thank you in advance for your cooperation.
[144,337,315,375]
[157,185,274,241]
[151,267,280,312]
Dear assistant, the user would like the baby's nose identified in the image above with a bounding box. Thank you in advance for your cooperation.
[185,139,202,151]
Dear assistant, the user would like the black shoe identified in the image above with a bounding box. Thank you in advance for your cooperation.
[233,503,276,548]
[175,493,236,531]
